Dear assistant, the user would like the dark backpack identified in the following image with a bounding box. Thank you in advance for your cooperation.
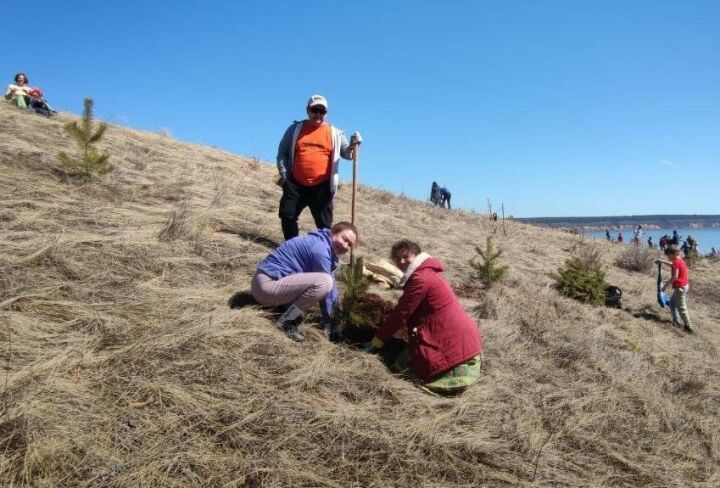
[604,285,622,308]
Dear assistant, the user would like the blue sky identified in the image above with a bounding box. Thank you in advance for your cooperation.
[9,0,719,217]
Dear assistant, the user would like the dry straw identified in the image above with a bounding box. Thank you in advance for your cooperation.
[1,103,719,486]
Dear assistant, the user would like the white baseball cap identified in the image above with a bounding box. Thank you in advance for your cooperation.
[307,95,328,109]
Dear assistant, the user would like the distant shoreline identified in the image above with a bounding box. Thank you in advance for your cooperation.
[516,214,720,232]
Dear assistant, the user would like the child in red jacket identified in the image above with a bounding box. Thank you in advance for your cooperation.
[656,245,693,334]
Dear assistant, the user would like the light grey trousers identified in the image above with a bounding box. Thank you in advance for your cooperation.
[251,271,333,311]
[670,285,692,329]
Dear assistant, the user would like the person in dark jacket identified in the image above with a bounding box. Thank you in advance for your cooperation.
[430,181,442,205]
[251,221,357,342]
[440,187,451,209]
[365,239,483,395]
[430,181,452,209]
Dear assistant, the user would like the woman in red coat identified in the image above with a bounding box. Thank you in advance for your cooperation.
[366,240,483,395]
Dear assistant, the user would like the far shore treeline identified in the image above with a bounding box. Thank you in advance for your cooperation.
[516,214,720,231]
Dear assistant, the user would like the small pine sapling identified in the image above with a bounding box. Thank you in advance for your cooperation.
[336,255,372,325]
[469,236,508,288]
[59,98,111,180]
[336,256,395,344]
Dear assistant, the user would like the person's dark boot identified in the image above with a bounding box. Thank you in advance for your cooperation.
[683,325,694,334]
[277,304,305,342]
[324,319,343,343]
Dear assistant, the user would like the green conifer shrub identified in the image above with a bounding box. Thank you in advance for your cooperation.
[336,256,395,344]
[336,256,372,326]
[58,98,111,180]
[553,257,606,306]
[469,236,508,288]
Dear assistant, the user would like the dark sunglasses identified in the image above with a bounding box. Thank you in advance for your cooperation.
[309,106,327,115]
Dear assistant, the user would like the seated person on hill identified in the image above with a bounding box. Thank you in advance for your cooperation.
[5,73,32,108]
[4,72,55,115]
[250,221,357,343]
[364,239,483,395]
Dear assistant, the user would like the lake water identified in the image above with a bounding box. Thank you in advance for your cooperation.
[587,228,720,255]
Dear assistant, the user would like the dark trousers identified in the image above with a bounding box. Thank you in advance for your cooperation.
[279,177,333,241]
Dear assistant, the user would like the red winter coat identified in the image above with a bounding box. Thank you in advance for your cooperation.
[376,257,483,381]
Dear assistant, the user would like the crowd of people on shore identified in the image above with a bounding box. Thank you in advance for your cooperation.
[604,226,713,257]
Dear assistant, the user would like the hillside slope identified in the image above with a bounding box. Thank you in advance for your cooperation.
[1,102,718,487]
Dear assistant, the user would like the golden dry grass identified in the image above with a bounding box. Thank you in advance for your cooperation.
[1,102,719,487]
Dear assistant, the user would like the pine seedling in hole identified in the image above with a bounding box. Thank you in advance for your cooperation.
[469,236,508,288]
[336,255,372,326]
[58,98,111,180]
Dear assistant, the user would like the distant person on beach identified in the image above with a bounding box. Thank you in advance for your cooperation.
[671,230,680,245]
[681,240,689,256]
[634,225,643,244]
[659,235,668,251]
[686,235,698,255]
[710,247,718,258]
[617,233,624,243]
[276,95,361,241]
[648,236,653,248]
[606,229,611,241]
[363,239,483,395]
[251,221,357,343]
[4,72,55,115]
[656,245,693,334]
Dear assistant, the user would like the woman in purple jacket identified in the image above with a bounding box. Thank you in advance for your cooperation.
[251,222,357,342]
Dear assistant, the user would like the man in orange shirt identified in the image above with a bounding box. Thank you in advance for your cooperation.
[276,95,361,241]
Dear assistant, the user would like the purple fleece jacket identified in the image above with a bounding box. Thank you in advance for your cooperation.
[256,228,338,322]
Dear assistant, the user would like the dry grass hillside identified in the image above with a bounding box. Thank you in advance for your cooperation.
[1,101,719,487]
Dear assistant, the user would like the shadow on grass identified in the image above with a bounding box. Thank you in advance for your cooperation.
[227,291,286,314]
[219,228,280,250]
[628,306,672,324]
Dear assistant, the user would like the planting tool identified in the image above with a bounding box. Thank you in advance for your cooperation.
[656,262,670,308]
